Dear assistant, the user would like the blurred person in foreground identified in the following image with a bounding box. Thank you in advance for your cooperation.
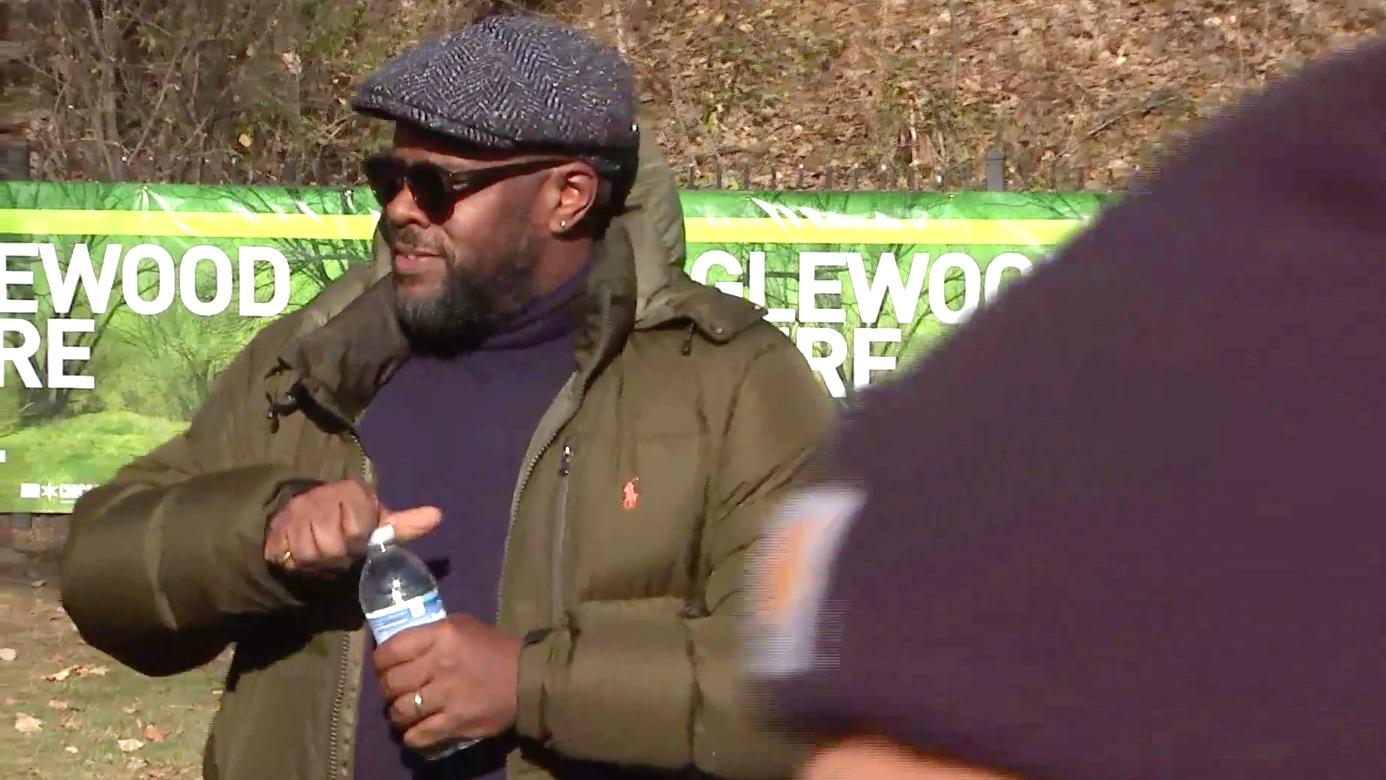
[741,36,1386,780]
[61,14,831,780]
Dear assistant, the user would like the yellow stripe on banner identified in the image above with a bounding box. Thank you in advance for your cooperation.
[0,209,380,240]
[683,217,1085,245]
[0,208,1084,246]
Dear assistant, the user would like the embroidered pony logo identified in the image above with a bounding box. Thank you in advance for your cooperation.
[621,477,640,510]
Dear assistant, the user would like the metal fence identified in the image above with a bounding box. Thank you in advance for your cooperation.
[682,148,1011,192]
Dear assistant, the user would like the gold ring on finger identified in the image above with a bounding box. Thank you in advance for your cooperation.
[279,549,294,566]
[412,690,425,719]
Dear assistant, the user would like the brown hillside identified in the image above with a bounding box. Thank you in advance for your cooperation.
[574,0,1386,190]
[9,0,1386,190]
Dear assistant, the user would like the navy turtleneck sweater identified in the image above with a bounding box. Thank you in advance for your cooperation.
[353,269,586,780]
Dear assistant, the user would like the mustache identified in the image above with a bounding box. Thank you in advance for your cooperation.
[388,225,444,256]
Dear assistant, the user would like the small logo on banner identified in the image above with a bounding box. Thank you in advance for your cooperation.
[743,484,865,679]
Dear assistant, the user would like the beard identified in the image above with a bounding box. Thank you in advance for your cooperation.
[391,227,539,357]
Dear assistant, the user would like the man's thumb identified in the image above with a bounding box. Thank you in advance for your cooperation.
[383,506,442,541]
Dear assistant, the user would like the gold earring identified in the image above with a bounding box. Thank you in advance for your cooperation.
[559,220,568,230]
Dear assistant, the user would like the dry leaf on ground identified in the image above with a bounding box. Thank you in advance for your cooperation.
[14,713,42,734]
[30,580,46,588]
[64,745,78,754]
[126,757,149,771]
[78,664,109,677]
[142,723,170,742]
[47,699,70,710]
[122,704,138,715]
[0,647,16,662]
[60,714,81,730]
[117,737,145,752]
[44,665,76,682]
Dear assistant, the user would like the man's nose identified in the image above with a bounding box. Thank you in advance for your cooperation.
[384,183,429,229]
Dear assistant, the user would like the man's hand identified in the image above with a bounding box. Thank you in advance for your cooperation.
[263,480,441,576]
[374,614,522,749]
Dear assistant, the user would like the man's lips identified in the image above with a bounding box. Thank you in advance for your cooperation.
[392,251,440,275]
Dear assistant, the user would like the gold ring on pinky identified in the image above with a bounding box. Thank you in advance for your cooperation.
[279,549,294,566]
[412,691,425,718]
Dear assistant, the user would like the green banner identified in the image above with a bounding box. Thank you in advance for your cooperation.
[0,182,1107,512]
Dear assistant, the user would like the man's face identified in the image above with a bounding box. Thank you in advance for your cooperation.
[373,124,596,353]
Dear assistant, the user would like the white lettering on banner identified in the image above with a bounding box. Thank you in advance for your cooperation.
[39,243,121,314]
[46,319,95,390]
[16,482,97,502]
[797,252,849,324]
[984,252,1033,300]
[0,318,42,387]
[0,243,39,314]
[749,251,796,323]
[846,252,927,325]
[689,248,1042,397]
[928,252,982,326]
[180,246,234,316]
[238,246,290,316]
[0,318,97,389]
[123,244,177,315]
[0,242,294,390]
[17,242,291,318]
[690,250,743,296]
[853,328,899,389]
[796,328,849,399]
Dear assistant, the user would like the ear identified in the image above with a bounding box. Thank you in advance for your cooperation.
[546,162,600,235]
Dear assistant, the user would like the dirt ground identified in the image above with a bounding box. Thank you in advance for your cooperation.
[0,580,228,779]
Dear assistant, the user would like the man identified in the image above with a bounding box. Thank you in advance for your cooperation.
[61,15,831,780]
[741,36,1386,780]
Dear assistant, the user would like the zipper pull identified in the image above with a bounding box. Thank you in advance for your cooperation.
[558,444,573,477]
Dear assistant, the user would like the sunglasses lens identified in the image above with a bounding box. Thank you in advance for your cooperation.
[364,156,403,206]
[406,165,450,218]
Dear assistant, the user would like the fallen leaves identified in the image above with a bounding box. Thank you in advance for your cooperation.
[43,663,110,682]
[43,666,71,682]
[48,699,70,710]
[117,737,145,753]
[64,745,78,754]
[143,723,171,742]
[0,647,15,662]
[14,712,42,734]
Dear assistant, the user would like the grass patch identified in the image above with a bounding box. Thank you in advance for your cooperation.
[0,582,226,779]
[0,412,186,513]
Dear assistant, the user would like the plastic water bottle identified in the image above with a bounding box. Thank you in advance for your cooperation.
[359,524,476,759]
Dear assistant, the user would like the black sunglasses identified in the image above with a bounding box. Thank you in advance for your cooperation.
[362,154,569,218]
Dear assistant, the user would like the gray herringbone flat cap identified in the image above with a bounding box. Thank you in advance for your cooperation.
[352,15,639,164]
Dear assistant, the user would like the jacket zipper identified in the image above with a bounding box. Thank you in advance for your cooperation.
[552,442,574,625]
[501,302,609,626]
[496,397,571,624]
[327,430,373,780]
[497,298,614,626]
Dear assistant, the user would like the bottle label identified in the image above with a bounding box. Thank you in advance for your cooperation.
[364,588,446,645]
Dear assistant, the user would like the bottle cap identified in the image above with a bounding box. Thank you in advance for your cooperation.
[368,525,396,547]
